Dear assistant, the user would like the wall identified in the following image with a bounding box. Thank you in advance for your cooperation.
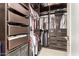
[71,3,79,55]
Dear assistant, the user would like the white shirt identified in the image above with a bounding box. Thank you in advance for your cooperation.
[30,33,37,45]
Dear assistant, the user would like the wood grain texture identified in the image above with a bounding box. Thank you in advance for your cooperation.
[8,3,29,16]
[8,36,28,50]
[8,25,29,36]
[0,3,30,55]
[8,11,29,25]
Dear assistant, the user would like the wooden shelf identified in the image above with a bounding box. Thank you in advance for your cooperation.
[19,3,29,10]
[8,7,26,17]
[8,22,29,27]
[8,3,29,16]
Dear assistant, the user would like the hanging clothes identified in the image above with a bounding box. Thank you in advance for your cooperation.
[44,17,48,30]
[43,31,48,47]
[29,4,39,56]
[50,14,56,32]
[60,14,67,29]
[30,33,38,56]
[40,31,44,45]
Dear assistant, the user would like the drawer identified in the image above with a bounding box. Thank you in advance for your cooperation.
[8,11,29,25]
[8,25,29,36]
[49,32,56,37]
[8,35,28,50]
[8,3,29,16]
[57,37,67,42]
[57,43,67,49]
[48,37,56,40]
[60,29,67,32]
[57,32,67,36]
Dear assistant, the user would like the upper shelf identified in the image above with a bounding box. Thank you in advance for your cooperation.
[40,3,67,12]
[19,3,29,10]
[8,3,29,17]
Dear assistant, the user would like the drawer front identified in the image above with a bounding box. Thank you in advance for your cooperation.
[8,3,29,15]
[8,25,28,35]
[57,37,67,42]
[57,43,67,49]
[48,37,56,40]
[8,36,28,50]
[8,11,29,25]
[57,32,67,36]
[49,32,56,37]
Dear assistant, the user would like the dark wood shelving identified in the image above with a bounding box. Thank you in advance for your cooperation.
[0,3,30,56]
[8,7,26,17]
[19,3,29,10]
[8,22,29,27]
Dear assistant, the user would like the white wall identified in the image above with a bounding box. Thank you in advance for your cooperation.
[67,4,71,55]
[71,3,79,55]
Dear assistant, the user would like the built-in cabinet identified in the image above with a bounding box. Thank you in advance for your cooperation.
[0,3,30,56]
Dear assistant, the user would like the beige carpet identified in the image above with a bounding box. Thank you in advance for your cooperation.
[38,47,67,56]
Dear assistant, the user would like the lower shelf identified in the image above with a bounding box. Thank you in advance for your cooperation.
[7,44,28,56]
[8,35,28,50]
